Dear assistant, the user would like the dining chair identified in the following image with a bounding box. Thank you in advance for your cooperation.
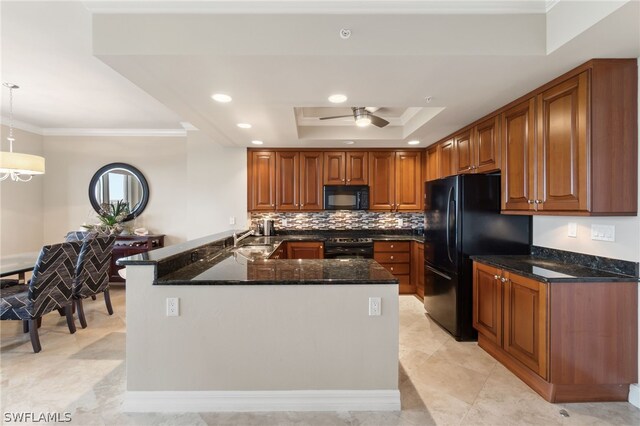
[0,241,82,353]
[71,233,117,328]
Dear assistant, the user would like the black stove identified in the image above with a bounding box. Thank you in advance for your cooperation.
[324,238,374,259]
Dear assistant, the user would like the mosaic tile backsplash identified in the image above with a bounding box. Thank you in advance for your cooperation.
[250,211,425,231]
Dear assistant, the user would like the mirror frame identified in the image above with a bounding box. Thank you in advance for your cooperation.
[88,162,149,222]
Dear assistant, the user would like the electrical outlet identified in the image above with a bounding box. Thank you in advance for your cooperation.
[282,218,288,227]
[591,224,615,242]
[567,222,577,238]
[167,298,179,316]
[369,297,381,316]
[397,218,404,227]
[229,216,236,225]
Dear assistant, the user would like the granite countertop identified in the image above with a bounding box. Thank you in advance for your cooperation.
[471,255,638,283]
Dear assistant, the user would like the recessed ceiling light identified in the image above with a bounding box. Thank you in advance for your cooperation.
[343,140,355,145]
[211,93,232,103]
[251,140,264,145]
[237,123,252,129]
[328,94,348,104]
[408,140,420,145]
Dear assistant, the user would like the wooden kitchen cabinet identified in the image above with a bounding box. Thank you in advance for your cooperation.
[411,241,425,299]
[374,241,413,294]
[275,151,299,211]
[299,152,323,210]
[370,151,423,211]
[286,241,324,259]
[439,138,456,177]
[323,151,368,185]
[268,243,287,259]
[456,117,500,175]
[248,151,276,211]
[454,129,473,174]
[425,144,440,181]
[473,260,638,402]
[500,60,637,215]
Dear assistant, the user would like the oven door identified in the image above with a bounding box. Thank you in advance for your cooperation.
[323,246,373,259]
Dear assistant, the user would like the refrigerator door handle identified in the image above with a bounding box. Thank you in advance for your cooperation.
[425,263,452,280]
[446,186,454,263]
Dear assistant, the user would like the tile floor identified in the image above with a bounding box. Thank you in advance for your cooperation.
[1,289,639,425]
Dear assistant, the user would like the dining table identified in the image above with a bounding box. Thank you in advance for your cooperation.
[0,252,39,284]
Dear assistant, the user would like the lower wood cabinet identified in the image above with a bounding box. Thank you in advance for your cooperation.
[374,241,413,294]
[411,241,425,299]
[286,241,324,259]
[269,243,287,259]
[472,261,638,402]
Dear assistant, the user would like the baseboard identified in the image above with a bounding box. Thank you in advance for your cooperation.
[122,390,401,412]
[629,384,640,408]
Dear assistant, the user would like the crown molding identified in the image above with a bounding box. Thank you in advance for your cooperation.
[0,117,44,135]
[85,1,550,15]
[42,128,187,137]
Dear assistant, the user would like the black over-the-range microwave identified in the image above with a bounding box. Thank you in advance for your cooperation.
[323,185,369,210]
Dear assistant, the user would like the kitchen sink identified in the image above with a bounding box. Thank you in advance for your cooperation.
[232,245,274,260]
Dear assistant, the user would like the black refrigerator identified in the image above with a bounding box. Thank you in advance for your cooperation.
[424,174,531,341]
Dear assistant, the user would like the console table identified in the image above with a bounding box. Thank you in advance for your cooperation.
[110,234,165,282]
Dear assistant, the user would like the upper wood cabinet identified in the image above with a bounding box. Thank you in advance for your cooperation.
[369,151,423,211]
[501,60,637,215]
[425,144,440,182]
[456,117,500,175]
[300,152,324,210]
[323,151,368,185]
[276,151,299,211]
[248,151,276,211]
[439,139,456,178]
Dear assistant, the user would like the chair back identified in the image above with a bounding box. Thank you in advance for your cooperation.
[65,231,96,242]
[75,235,117,298]
[28,241,82,318]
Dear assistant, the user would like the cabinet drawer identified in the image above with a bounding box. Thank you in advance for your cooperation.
[374,252,410,263]
[374,241,411,252]
[380,263,411,275]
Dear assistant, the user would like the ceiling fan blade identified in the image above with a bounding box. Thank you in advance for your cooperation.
[319,114,354,120]
[370,114,390,128]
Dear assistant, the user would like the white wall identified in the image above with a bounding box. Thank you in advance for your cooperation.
[42,135,188,246]
[0,126,44,256]
[185,130,248,240]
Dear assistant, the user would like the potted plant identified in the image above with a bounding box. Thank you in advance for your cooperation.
[83,200,130,235]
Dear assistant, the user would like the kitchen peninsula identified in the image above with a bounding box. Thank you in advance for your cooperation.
[118,230,400,413]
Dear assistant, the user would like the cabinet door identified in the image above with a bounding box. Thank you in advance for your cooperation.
[425,145,440,181]
[249,151,276,211]
[412,242,425,299]
[455,130,474,174]
[300,152,323,210]
[369,151,396,211]
[502,98,536,211]
[439,139,456,177]
[536,72,588,212]
[475,115,500,173]
[395,151,422,211]
[346,151,368,185]
[503,272,548,379]
[286,242,324,259]
[473,262,503,346]
[275,152,299,211]
[323,152,346,185]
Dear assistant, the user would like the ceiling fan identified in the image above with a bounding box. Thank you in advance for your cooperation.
[319,107,390,128]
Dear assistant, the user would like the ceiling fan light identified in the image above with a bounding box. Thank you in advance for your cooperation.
[355,116,372,127]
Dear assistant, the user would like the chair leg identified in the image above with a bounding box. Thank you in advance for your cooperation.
[57,308,65,316]
[75,299,87,329]
[104,289,114,315]
[91,295,97,301]
[23,320,29,333]
[29,318,41,353]
[37,317,42,328]
[66,304,77,333]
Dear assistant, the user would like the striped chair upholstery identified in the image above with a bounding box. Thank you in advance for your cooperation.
[75,235,117,299]
[64,231,97,243]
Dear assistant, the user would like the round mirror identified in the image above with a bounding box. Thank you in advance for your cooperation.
[88,163,149,222]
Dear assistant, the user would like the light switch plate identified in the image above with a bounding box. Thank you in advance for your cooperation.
[229,216,236,225]
[567,222,577,238]
[591,224,615,242]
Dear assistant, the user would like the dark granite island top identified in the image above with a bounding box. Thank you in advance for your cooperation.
[118,230,398,285]
[471,254,639,283]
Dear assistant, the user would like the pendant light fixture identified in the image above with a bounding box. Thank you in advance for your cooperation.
[0,83,45,182]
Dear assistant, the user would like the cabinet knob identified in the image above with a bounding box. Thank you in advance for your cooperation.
[390,256,394,260]
[390,267,394,271]
[294,203,298,206]
[271,204,275,207]
[527,200,534,204]
[501,277,507,282]
[300,203,304,207]
[342,178,345,182]
[534,200,540,204]
[494,275,499,280]
[347,179,351,182]
[391,245,394,248]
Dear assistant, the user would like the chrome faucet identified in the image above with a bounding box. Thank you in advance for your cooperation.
[233,229,255,247]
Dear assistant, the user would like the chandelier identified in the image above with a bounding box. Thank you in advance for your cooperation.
[0,83,45,182]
